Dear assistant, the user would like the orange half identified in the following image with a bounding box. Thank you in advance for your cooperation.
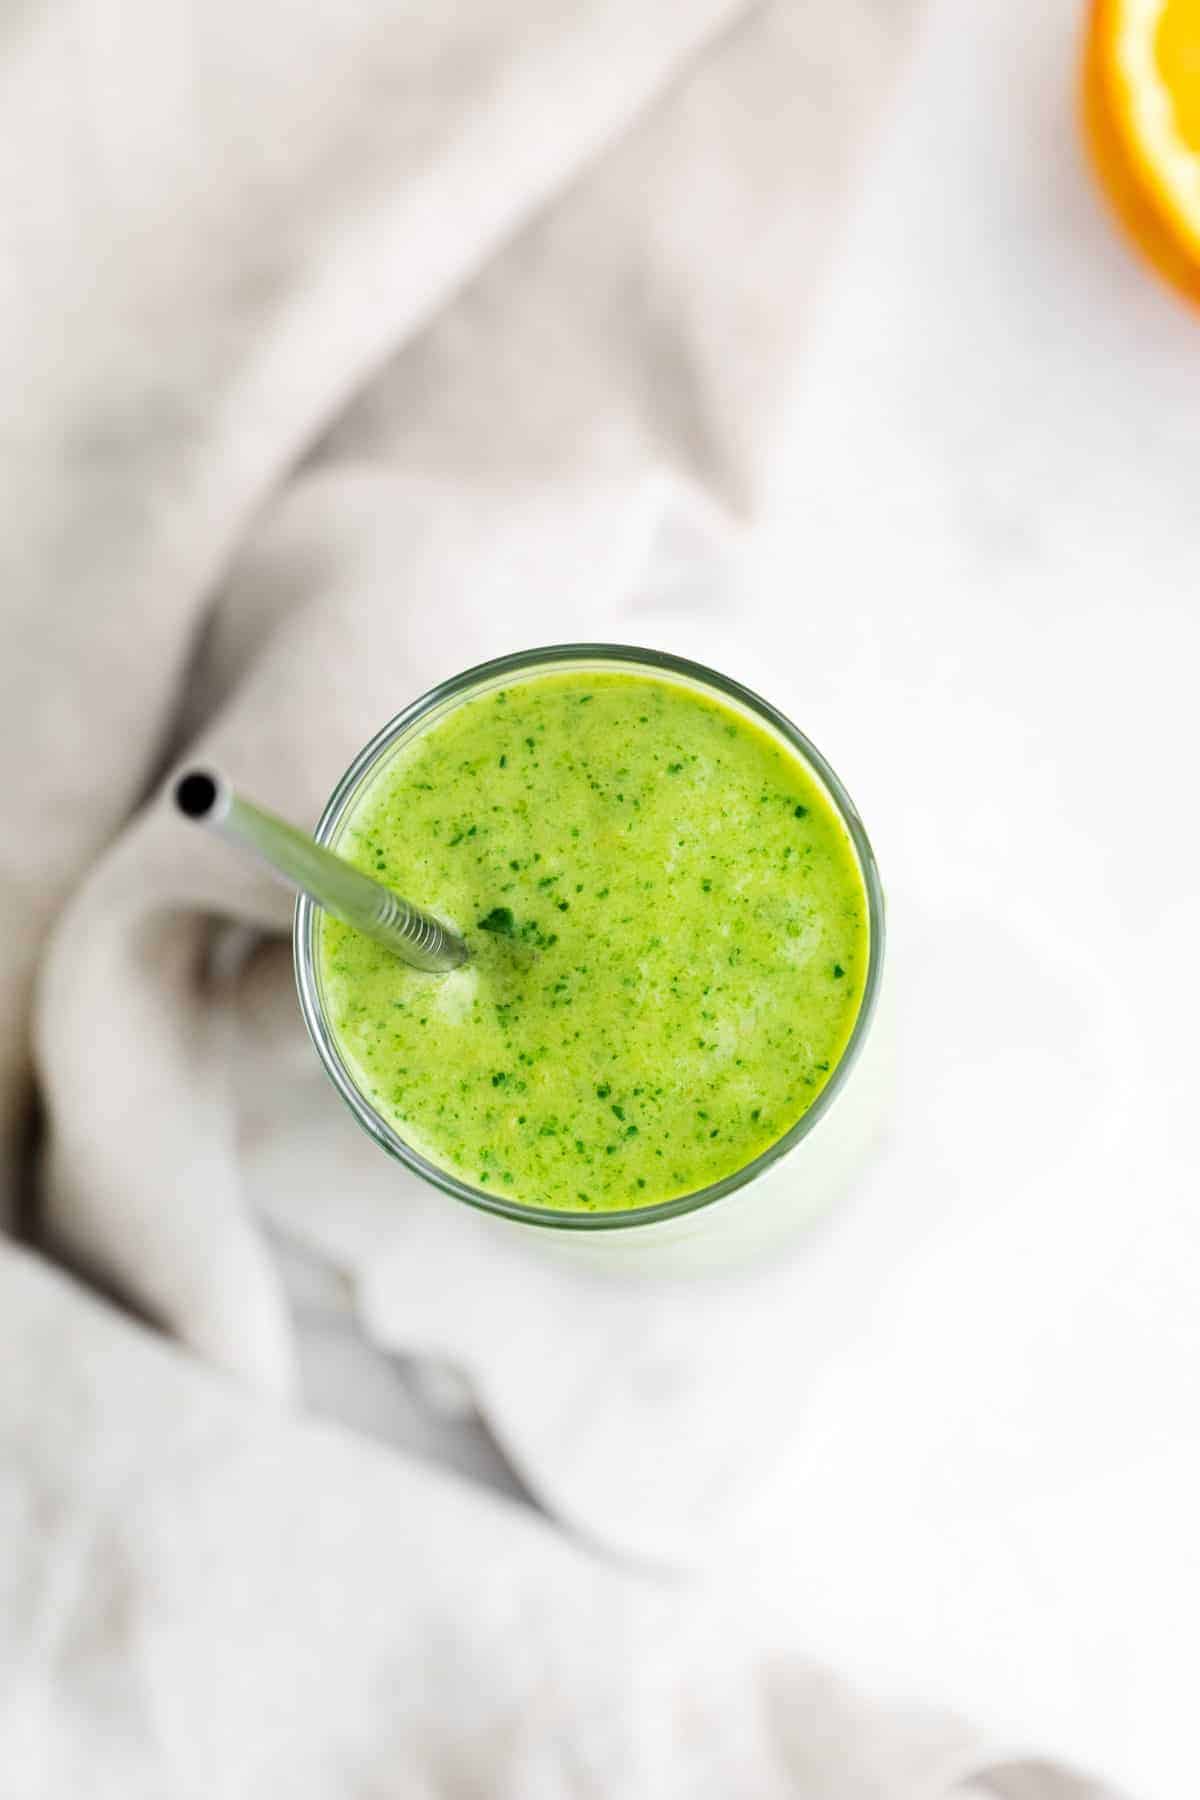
[1084,0,1200,304]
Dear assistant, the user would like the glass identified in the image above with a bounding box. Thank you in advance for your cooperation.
[295,645,885,1250]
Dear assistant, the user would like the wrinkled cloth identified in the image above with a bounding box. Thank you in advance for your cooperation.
[0,0,1152,1791]
[0,1246,1124,1799]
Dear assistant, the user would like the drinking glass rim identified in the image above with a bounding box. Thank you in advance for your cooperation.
[294,642,885,1232]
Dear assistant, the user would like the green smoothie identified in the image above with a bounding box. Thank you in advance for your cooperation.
[318,669,869,1213]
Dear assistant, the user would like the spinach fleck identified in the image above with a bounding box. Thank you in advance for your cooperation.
[477,906,515,936]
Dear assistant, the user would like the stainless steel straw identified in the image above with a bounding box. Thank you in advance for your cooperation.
[174,769,468,973]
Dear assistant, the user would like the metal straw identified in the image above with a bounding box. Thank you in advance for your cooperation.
[174,769,468,972]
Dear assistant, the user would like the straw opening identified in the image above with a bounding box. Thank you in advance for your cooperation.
[174,771,219,820]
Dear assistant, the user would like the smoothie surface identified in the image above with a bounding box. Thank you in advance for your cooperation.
[318,669,870,1212]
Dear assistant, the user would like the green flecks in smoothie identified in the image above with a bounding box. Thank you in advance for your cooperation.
[318,669,870,1214]
[477,906,515,936]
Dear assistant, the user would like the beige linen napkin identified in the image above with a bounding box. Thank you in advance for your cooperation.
[0,1243,1125,1799]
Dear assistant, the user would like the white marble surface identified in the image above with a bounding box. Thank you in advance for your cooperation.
[720,4,1200,1797]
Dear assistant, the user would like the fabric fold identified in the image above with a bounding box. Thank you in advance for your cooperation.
[0,1244,1125,1799]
